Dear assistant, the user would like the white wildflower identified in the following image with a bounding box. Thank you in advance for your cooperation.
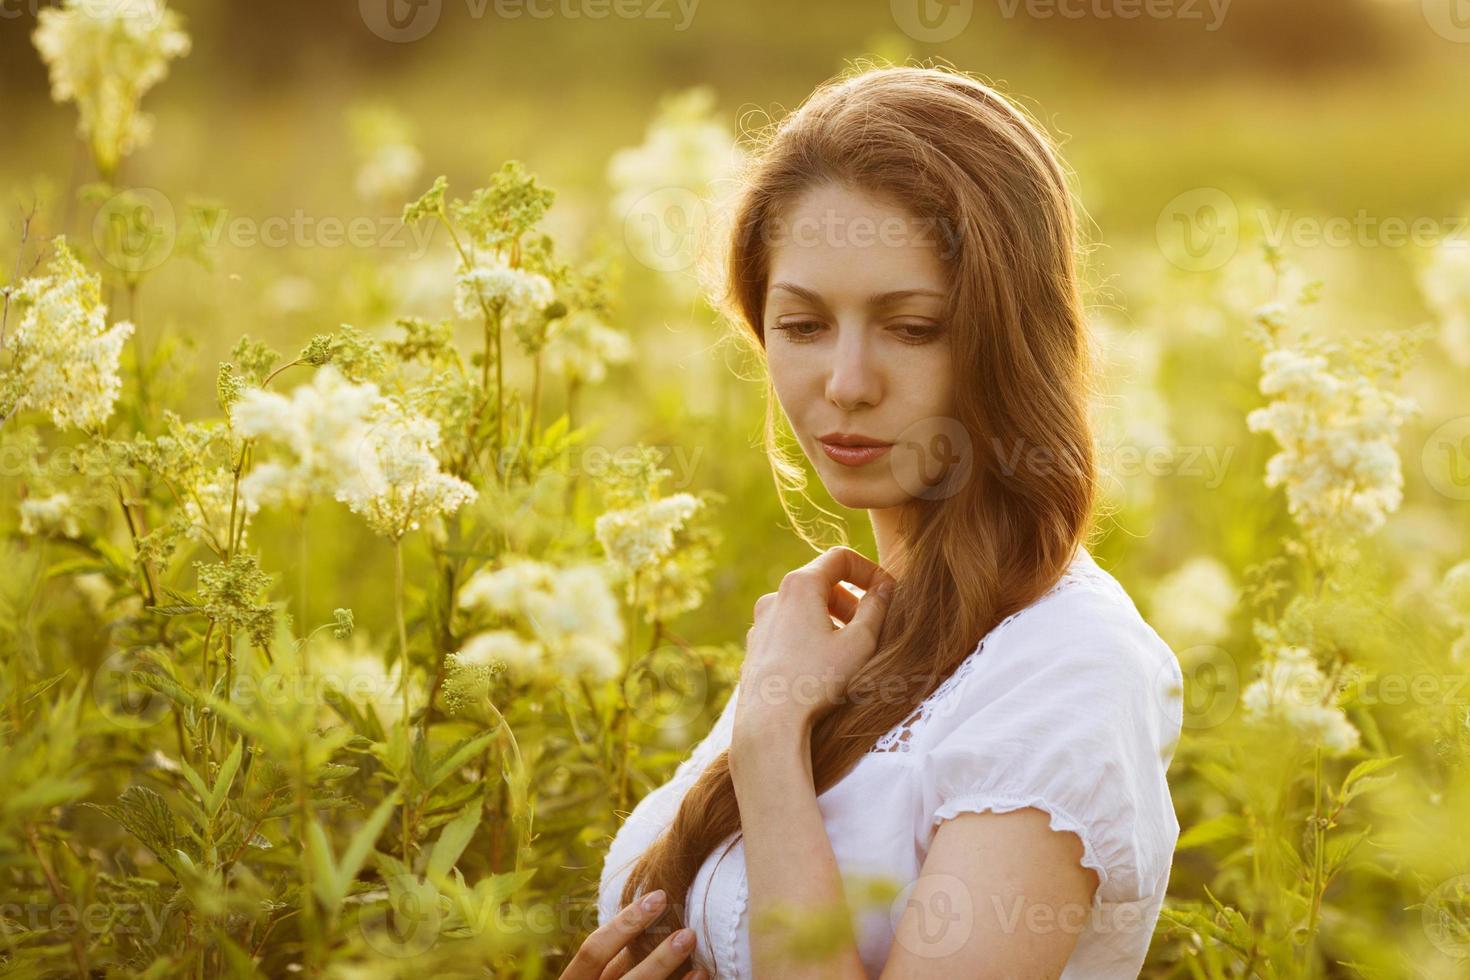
[334,397,476,539]
[595,493,703,575]
[19,492,83,538]
[6,238,134,431]
[32,0,190,176]
[458,559,625,682]
[1246,348,1417,546]
[607,86,745,289]
[1440,560,1470,620]
[458,559,557,615]
[1148,556,1237,651]
[451,630,542,680]
[231,364,382,513]
[453,252,555,325]
[544,309,634,386]
[1242,645,1360,756]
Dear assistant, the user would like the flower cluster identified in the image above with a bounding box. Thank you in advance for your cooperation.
[231,364,383,512]
[453,252,556,328]
[1242,645,1360,756]
[19,492,83,539]
[32,0,191,176]
[543,309,635,386]
[607,86,744,293]
[1246,346,1417,549]
[455,559,625,684]
[595,493,703,575]
[232,364,475,539]
[334,396,476,540]
[4,237,134,431]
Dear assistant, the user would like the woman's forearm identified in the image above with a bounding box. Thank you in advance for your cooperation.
[729,718,868,980]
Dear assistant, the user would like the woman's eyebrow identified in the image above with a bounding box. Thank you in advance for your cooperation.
[768,281,944,307]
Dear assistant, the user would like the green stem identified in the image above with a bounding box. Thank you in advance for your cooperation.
[395,537,413,861]
[1306,745,1325,943]
[298,505,309,653]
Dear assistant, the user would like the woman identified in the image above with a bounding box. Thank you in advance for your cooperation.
[566,63,1185,979]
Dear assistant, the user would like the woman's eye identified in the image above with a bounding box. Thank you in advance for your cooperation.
[772,320,825,341]
[892,323,942,343]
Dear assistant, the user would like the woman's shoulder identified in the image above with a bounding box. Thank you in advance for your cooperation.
[925,546,1183,730]
[993,546,1178,677]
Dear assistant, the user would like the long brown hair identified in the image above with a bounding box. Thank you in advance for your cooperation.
[617,61,1101,973]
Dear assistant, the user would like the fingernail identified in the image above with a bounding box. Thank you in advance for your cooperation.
[673,928,694,950]
[640,889,666,912]
[877,581,895,598]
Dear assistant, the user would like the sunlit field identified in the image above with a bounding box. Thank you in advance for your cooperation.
[2,0,1469,976]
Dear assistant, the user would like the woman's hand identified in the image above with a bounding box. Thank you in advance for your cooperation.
[558,889,706,980]
[736,546,896,735]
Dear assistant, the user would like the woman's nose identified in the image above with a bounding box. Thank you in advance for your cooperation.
[825,327,882,411]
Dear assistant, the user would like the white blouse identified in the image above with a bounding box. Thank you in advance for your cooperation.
[597,545,1184,979]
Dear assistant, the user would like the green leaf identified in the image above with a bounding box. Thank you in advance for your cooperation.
[213,930,264,979]
[1177,813,1246,850]
[305,819,339,911]
[427,730,499,792]
[208,739,244,818]
[86,786,191,881]
[179,758,210,803]
[426,801,482,880]
[334,793,401,909]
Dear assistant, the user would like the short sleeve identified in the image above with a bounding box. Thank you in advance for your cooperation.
[917,586,1184,909]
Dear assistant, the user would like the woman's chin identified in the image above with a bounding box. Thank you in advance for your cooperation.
[820,474,908,511]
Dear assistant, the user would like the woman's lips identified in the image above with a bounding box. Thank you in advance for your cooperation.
[820,440,893,466]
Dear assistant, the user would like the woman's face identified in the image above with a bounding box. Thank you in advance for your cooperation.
[763,182,956,510]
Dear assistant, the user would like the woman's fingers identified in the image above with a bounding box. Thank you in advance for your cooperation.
[597,948,635,980]
[561,890,669,980]
[800,546,895,594]
[828,580,861,624]
[621,926,698,979]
